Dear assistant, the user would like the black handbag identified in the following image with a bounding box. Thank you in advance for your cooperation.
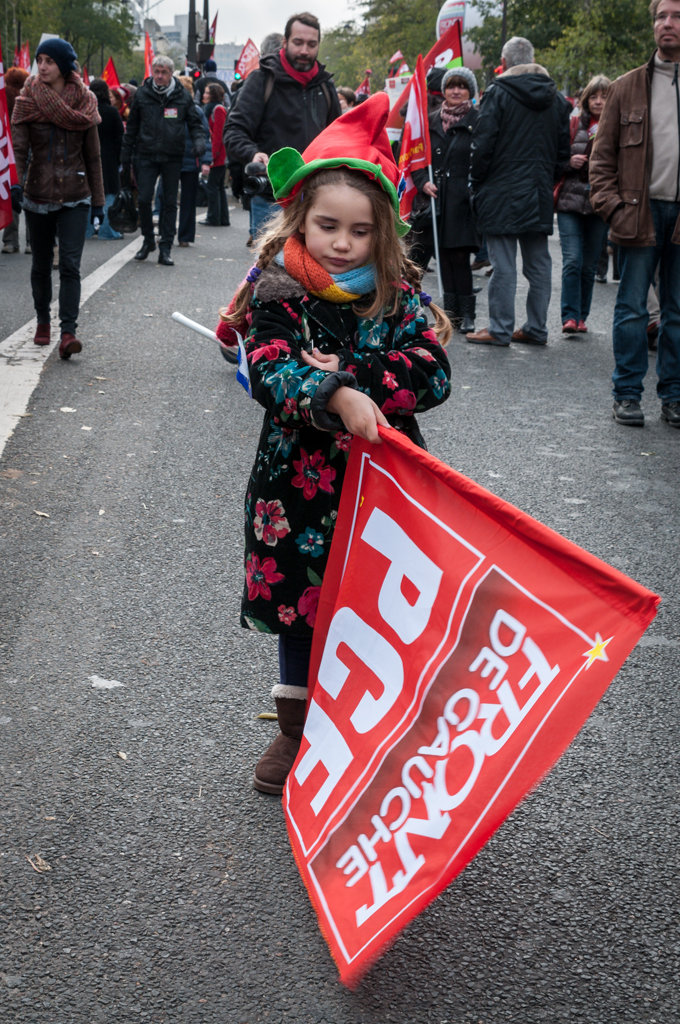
[108,188,138,233]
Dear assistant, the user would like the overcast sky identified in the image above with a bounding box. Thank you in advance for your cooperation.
[150,0,359,45]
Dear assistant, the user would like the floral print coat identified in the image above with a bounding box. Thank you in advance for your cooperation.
[241,263,451,636]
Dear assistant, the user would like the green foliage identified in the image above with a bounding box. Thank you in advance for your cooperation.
[536,0,655,91]
[466,0,655,90]
[320,0,443,90]
[4,0,137,71]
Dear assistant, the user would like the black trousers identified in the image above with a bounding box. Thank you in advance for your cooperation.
[205,165,230,226]
[177,170,199,243]
[137,159,182,250]
[25,205,89,334]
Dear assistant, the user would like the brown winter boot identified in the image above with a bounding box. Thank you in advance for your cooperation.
[253,689,307,795]
[59,333,82,360]
[33,324,51,346]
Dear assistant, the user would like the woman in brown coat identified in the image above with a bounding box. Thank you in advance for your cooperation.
[12,38,105,358]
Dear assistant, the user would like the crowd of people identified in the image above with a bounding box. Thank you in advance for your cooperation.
[3,2,680,796]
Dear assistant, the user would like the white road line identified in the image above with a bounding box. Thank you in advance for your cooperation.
[0,236,141,459]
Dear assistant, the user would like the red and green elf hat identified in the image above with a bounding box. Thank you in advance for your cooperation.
[267,92,410,237]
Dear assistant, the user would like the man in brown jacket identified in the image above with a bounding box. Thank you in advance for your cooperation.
[590,0,680,427]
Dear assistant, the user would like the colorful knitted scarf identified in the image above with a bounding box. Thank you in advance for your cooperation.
[274,234,375,303]
[12,73,100,130]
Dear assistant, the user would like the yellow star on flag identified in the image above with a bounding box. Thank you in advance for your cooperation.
[582,633,613,669]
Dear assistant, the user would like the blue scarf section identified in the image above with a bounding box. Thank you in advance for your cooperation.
[274,250,376,297]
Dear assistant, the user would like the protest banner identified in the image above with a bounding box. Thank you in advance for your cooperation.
[284,427,659,987]
[0,33,19,232]
[235,39,259,79]
[385,20,463,141]
[397,54,430,221]
[144,32,154,80]
[102,57,120,89]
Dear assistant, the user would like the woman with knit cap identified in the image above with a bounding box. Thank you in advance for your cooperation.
[411,66,480,334]
[11,38,105,358]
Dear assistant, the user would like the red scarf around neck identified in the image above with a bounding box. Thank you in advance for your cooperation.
[279,47,319,87]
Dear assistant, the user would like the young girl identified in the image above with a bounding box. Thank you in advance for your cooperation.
[220,94,452,795]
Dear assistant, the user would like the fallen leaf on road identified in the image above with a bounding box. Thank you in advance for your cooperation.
[257,712,278,720]
[60,407,76,413]
[26,854,51,873]
[33,510,50,518]
[44,816,56,821]
[94,377,108,381]
[0,469,23,479]
[117,751,128,760]
[89,674,125,689]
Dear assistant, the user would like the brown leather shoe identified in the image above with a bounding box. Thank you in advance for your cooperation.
[466,328,509,347]
[33,324,51,346]
[59,333,82,360]
[512,329,546,346]
[253,695,307,795]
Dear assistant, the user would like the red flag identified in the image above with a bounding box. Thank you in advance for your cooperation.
[397,54,430,219]
[19,41,30,71]
[386,20,462,126]
[144,32,154,80]
[82,65,90,86]
[13,47,20,67]
[395,61,410,75]
[0,34,19,231]
[235,38,259,79]
[389,49,404,64]
[284,428,659,987]
[356,69,372,99]
[101,57,120,89]
[210,13,218,43]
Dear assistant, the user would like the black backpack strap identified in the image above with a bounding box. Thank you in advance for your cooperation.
[263,70,275,106]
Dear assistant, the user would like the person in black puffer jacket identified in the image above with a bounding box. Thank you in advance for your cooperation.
[468,37,571,347]
[121,55,205,264]
[412,66,480,333]
[556,75,611,335]
[86,79,124,239]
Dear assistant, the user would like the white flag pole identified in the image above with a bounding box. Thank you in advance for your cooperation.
[427,165,445,300]
[171,311,220,344]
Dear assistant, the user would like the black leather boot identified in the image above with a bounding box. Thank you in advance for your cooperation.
[458,294,476,333]
[443,292,461,330]
[134,238,156,261]
[158,249,174,266]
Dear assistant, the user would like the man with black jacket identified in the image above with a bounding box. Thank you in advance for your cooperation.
[225,12,341,238]
[467,37,571,347]
[121,55,205,265]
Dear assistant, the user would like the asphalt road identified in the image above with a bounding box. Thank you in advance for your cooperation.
[1,206,679,1024]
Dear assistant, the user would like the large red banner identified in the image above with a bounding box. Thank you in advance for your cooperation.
[235,38,259,79]
[283,428,659,986]
[0,33,19,232]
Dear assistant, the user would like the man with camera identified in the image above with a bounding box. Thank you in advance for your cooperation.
[225,12,341,238]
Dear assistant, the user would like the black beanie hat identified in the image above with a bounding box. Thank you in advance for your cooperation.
[36,38,78,79]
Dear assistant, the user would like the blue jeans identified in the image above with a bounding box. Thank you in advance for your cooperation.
[85,193,123,240]
[278,635,312,689]
[612,199,680,403]
[486,232,551,344]
[250,194,279,241]
[557,211,608,323]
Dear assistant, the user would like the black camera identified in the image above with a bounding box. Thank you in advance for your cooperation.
[243,161,274,198]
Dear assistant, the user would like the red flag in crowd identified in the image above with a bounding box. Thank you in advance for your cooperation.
[210,13,218,42]
[235,38,259,78]
[101,57,120,89]
[356,69,372,99]
[0,33,19,231]
[386,19,462,126]
[397,54,430,219]
[284,428,659,987]
[144,32,154,79]
[81,65,90,86]
[13,46,20,67]
[389,49,404,64]
[395,61,410,75]
[16,41,30,70]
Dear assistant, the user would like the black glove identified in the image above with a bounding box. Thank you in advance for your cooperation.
[91,206,105,223]
[192,143,205,159]
[11,185,23,213]
[120,162,132,187]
